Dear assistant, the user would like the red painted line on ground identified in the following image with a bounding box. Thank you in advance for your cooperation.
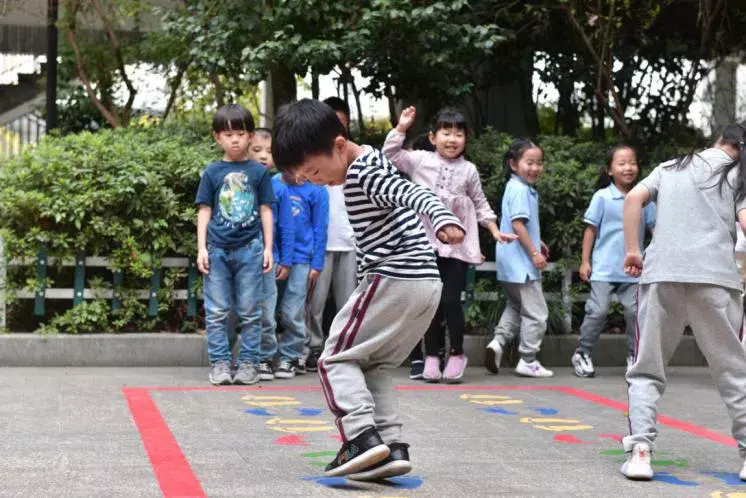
[123,383,737,497]
[122,388,207,498]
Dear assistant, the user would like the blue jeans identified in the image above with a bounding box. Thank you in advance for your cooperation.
[203,238,264,365]
[268,264,310,362]
[259,264,279,362]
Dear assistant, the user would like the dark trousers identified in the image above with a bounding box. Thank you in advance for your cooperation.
[424,257,469,356]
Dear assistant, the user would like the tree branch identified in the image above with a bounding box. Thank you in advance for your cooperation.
[161,59,191,123]
[65,7,120,128]
[90,0,136,124]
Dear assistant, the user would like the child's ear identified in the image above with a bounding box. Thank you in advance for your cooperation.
[212,131,221,143]
[334,135,347,154]
[509,159,518,172]
[428,131,436,146]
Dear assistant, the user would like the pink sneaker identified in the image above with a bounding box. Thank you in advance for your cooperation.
[443,354,468,383]
[422,356,441,383]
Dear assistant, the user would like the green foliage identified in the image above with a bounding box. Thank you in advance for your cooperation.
[0,123,215,333]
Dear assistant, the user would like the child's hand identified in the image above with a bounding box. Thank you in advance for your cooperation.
[276,265,290,281]
[262,249,273,274]
[624,251,643,277]
[480,253,486,264]
[437,224,465,245]
[541,241,550,259]
[531,252,547,270]
[493,230,518,244]
[307,269,321,294]
[396,106,416,133]
[579,261,592,282]
[197,248,210,275]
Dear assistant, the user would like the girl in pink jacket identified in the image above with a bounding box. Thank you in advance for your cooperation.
[383,107,516,383]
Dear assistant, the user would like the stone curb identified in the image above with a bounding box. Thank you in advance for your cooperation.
[0,333,705,367]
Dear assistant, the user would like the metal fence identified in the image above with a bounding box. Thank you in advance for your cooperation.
[0,110,45,159]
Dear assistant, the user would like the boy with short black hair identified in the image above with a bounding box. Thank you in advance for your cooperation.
[273,99,465,479]
[304,97,357,372]
[195,104,275,386]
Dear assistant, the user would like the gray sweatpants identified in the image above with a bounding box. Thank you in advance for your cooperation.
[624,282,746,457]
[318,275,442,443]
[493,280,548,360]
[306,251,357,350]
[577,281,638,357]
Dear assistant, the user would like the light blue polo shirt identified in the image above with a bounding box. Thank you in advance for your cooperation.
[584,183,656,283]
[496,175,541,283]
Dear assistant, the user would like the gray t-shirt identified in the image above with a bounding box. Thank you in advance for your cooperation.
[639,148,746,291]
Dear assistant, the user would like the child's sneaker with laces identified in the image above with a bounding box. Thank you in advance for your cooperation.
[324,427,390,477]
[208,361,233,385]
[621,443,653,480]
[274,360,296,379]
[294,358,307,375]
[305,348,322,372]
[571,351,595,378]
[515,358,554,378]
[348,442,412,481]
[485,338,503,374]
[443,354,468,384]
[422,356,441,383]
[409,360,425,380]
[257,361,275,381]
[232,361,259,385]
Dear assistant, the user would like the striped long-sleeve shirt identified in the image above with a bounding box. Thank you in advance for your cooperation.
[344,147,464,280]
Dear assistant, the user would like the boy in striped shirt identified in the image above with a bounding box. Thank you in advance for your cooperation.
[273,99,465,480]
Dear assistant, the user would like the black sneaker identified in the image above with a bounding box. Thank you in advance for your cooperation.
[294,358,307,375]
[348,442,412,481]
[274,360,296,379]
[324,427,390,477]
[257,361,275,381]
[306,348,322,372]
[409,360,424,380]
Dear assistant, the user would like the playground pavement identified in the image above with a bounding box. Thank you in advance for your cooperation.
[1,366,744,497]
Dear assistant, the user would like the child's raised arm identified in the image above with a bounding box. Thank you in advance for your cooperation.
[382,106,427,176]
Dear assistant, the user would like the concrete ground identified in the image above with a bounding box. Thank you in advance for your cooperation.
[0,366,744,497]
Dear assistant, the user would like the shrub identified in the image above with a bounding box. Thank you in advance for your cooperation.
[0,121,216,333]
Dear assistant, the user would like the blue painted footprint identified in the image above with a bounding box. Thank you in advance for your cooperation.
[297,408,324,416]
[529,407,559,415]
[243,408,274,416]
[701,471,746,485]
[651,472,699,486]
[303,475,424,490]
[481,407,517,415]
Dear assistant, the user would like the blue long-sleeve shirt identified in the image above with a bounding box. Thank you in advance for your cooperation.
[271,176,295,267]
[275,174,329,271]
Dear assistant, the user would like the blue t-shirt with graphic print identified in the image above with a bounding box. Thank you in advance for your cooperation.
[195,160,276,249]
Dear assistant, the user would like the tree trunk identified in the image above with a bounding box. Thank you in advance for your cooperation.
[311,70,319,100]
[461,53,538,137]
[270,66,297,119]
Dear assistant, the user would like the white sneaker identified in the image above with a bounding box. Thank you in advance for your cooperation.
[485,338,503,375]
[515,358,554,378]
[620,443,653,480]
[571,351,595,378]
[740,458,746,481]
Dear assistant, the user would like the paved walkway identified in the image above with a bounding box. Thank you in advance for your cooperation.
[0,366,744,497]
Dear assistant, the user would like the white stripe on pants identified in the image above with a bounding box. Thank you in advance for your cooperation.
[318,275,441,443]
[624,282,746,456]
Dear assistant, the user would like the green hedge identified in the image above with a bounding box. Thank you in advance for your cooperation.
[0,121,215,333]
